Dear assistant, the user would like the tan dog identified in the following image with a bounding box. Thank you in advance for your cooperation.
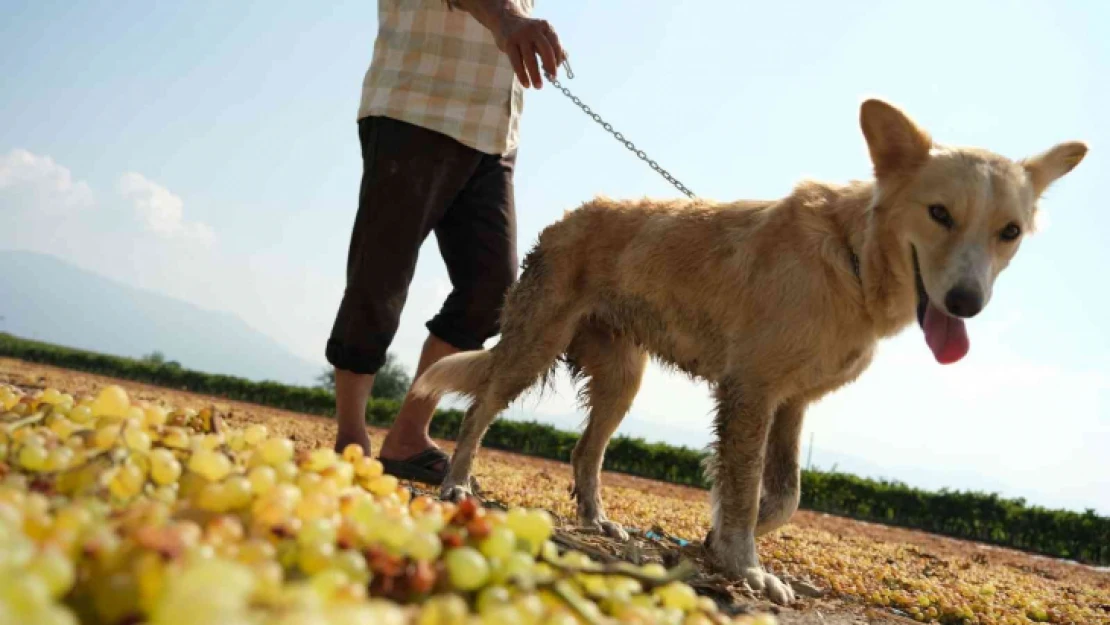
[412,99,1087,604]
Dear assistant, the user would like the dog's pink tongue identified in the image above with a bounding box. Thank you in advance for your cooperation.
[923,303,969,364]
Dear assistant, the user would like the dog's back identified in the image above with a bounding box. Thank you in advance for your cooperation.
[518,185,875,385]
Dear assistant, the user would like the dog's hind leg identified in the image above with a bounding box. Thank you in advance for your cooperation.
[439,303,584,502]
[755,400,806,537]
[565,321,647,541]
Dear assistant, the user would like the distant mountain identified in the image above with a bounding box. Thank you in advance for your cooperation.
[0,249,321,386]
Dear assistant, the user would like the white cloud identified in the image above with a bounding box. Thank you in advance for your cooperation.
[0,148,94,211]
[118,172,215,244]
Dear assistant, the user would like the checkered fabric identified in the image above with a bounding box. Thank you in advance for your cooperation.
[357,0,535,156]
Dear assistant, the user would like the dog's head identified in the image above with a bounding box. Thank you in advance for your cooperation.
[859,98,1087,364]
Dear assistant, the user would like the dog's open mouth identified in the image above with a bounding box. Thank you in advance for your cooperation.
[913,247,969,365]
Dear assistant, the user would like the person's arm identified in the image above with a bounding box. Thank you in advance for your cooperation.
[443,0,565,89]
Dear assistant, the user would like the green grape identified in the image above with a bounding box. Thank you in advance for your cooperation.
[194,433,225,452]
[247,465,277,495]
[93,424,122,450]
[405,529,443,561]
[297,517,338,548]
[656,580,701,611]
[298,541,336,576]
[27,546,77,599]
[308,568,350,600]
[2,564,51,610]
[476,584,511,613]
[40,387,65,405]
[223,476,253,510]
[416,594,469,625]
[188,449,233,482]
[353,457,384,480]
[295,492,335,522]
[332,549,371,585]
[47,418,79,440]
[479,526,517,560]
[143,404,168,427]
[258,437,295,466]
[68,404,93,424]
[303,448,337,472]
[444,546,490,592]
[161,426,191,449]
[150,448,183,486]
[44,446,74,472]
[196,482,230,513]
[17,442,48,472]
[107,463,146,500]
[367,474,400,497]
[274,461,299,483]
[90,385,130,417]
[243,424,268,446]
[123,423,152,452]
[506,508,554,554]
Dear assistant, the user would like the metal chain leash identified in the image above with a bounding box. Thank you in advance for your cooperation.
[545,59,697,199]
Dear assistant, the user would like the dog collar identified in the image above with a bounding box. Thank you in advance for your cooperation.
[847,246,862,285]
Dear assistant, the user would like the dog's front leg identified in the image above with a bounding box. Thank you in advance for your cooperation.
[707,379,795,605]
[756,400,805,537]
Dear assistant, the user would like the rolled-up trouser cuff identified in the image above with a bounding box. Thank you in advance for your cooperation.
[425,319,488,352]
[325,338,386,375]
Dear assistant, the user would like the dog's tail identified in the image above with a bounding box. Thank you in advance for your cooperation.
[411,349,493,402]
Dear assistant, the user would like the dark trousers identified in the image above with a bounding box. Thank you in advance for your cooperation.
[326,116,518,375]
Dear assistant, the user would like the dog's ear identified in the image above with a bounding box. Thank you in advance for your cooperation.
[859,99,932,179]
[1020,141,1088,198]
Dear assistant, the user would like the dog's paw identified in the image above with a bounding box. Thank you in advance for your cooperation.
[708,530,796,606]
[440,482,474,503]
[592,519,629,541]
[742,566,795,606]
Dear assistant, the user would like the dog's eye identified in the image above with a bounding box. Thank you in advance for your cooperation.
[1000,223,1022,242]
[928,204,954,229]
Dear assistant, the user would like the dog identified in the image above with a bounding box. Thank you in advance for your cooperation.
[411,98,1087,604]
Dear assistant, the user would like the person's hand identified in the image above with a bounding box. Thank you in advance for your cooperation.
[496,14,566,89]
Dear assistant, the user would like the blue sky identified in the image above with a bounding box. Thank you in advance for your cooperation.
[2,0,1108,514]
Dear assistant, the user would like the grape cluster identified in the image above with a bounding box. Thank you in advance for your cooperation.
[0,383,775,625]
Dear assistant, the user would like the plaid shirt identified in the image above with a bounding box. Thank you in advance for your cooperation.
[357,0,535,156]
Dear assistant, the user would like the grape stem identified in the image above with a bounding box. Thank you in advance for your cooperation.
[552,579,605,625]
[541,552,699,588]
[3,412,45,431]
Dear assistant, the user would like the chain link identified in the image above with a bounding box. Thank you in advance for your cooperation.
[545,61,696,199]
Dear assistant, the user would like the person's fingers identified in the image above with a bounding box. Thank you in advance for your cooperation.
[540,21,566,66]
[533,29,559,78]
[522,39,543,88]
[508,44,529,88]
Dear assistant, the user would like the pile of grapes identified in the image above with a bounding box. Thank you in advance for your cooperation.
[0,383,776,625]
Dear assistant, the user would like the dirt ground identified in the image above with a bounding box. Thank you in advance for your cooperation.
[3,358,1106,624]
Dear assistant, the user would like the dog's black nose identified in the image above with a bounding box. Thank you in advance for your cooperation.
[945,285,983,318]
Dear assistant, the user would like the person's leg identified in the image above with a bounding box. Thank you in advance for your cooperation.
[326,116,481,455]
[377,148,519,481]
[377,333,459,459]
[334,369,376,453]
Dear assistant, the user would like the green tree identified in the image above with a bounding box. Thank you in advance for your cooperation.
[142,351,166,365]
[315,368,335,391]
[315,352,412,402]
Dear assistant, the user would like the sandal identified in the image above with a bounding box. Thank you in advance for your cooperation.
[379,447,450,485]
